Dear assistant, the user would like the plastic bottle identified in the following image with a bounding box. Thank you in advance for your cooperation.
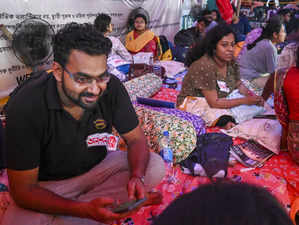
[159,131,173,164]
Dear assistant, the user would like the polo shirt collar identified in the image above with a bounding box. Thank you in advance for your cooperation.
[46,73,62,110]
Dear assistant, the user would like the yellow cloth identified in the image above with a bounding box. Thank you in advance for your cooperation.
[125,30,155,53]
[156,36,172,61]
[234,41,244,58]
[161,48,172,61]
[0,96,9,108]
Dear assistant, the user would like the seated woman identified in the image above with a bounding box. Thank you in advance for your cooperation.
[125,14,160,59]
[177,24,263,110]
[94,13,133,62]
[238,16,286,94]
[275,46,299,164]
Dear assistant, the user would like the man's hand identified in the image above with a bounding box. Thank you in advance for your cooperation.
[127,176,146,200]
[82,197,131,223]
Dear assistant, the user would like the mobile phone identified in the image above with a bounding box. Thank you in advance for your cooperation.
[112,197,147,213]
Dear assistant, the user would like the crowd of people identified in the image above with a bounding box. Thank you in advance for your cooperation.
[176,6,299,166]
[0,3,298,225]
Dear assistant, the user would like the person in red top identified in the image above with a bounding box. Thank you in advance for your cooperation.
[274,46,299,164]
[125,14,160,59]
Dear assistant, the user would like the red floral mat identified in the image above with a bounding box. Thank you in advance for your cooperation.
[151,87,179,103]
[125,148,298,225]
[0,150,297,225]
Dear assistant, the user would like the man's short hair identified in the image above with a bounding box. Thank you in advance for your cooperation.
[197,16,211,27]
[94,13,112,33]
[278,8,290,16]
[153,181,293,225]
[53,22,112,67]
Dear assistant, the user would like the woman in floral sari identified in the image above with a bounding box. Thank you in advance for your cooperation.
[274,46,299,164]
[125,14,160,59]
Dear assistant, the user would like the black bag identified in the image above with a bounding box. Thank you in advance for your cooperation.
[179,133,233,178]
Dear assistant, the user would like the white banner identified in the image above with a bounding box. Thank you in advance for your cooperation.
[0,0,182,99]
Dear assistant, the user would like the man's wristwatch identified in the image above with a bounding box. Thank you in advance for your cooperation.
[133,175,145,184]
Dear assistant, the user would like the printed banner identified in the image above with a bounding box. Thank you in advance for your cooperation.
[0,0,182,100]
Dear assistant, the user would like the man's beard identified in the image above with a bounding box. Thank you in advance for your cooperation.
[61,77,100,110]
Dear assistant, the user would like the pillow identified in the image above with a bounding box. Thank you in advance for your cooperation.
[134,105,198,163]
[179,96,233,126]
[158,60,186,78]
[113,104,198,163]
[226,90,265,123]
[222,116,282,154]
[124,73,162,101]
[136,97,175,108]
[134,102,206,137]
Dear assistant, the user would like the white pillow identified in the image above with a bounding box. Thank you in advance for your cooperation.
[222,116,282,155]
[179,97,233,126]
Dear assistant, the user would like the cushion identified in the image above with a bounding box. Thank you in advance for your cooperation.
[179,96,233,126]
[113,104,199,163]
[134,105,198,163]
[222,114,282,155]
[134,102,205,137]
[123,73,162,101]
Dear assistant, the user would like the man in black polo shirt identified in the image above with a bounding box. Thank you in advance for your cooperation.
[3,23,165,225]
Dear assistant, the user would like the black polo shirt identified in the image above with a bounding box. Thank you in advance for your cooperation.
[5,72,138,181]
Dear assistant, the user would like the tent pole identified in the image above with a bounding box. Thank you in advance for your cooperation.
[237,0,242,17]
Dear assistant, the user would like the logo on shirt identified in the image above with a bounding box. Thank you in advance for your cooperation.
[94,119,106,130]
[86,133,119,151]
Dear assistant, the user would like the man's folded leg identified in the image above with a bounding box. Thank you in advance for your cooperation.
[2,151,165,225]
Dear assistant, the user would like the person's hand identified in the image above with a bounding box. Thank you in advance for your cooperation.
[82,197,129,224]
[243,95,264,106]
[127,176,146,200]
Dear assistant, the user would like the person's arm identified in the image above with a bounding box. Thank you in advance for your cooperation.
[8,168,126,223]
[237,80,256,97]
[115,38,133,62]
[265,44,277,74]
[121,125,149,200]
[202,89,262,109]
[261,72,275,100]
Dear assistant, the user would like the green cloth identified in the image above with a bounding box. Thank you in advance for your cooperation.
[207,0,218,11]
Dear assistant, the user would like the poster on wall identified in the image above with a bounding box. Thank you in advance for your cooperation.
[0,0,182,100]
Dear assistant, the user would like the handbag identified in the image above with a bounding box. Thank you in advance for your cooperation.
[128,63,166,81]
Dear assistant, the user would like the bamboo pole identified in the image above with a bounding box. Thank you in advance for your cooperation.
[237,0,242,17]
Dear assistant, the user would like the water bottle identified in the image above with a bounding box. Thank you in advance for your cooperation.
[159,131,173,164]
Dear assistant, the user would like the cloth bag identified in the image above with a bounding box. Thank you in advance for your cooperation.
[179,133,233,178]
